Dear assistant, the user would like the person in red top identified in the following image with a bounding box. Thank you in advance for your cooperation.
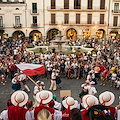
[81,95,99,120]
[8,90,32,120]
[100,62,106,73]
[62,97,78,120]
[34,90,62,120]
[99,91,116,119]
[9,61,15,79]
[100,67,108,86]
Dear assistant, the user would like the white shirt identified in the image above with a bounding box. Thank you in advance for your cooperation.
[111,73,117,80]
[46,64,53,71]
[18,74,26,81]
[51,72,56,79]
[12,78,19,84]
[0,110,8,120]
[88,86,97,95]
[14,49,18,55]
[34,86,40,95]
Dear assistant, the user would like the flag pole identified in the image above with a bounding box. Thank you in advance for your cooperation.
[28,76,41,89]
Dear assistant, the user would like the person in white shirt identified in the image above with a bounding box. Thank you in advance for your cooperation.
[49,69,57,91]
[88,81,97,95]
[111,71,117,87]
[33,81,41,107]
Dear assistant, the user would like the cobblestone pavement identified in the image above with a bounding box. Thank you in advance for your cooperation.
[0,76,120,112]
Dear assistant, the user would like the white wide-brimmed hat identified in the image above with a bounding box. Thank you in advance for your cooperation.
[90,81,95,85]
[99,91,115,106]
[82,95,99,109]
[36,81,41,84]
[62,97,78,110]
[36,90,53,104]
[11,90,28,107]
[14,73,18,76]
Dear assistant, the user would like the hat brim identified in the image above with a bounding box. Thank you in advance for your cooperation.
[62,99,78,110]
[36,90,53,104]
[11,90,28,107]
[82,95,99,109]
[99,91,115,106]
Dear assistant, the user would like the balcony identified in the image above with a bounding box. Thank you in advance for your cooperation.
[31,23,39,28]
[47,6,107,12]
[112,10,120,14]
[109,25,120,29]
[30,10,39,15]
[13,24,22,28]
[49,21,58,25]
[0,24,4,28]
[97,22,107,26]
[0,0,24,3]
[61,21,95,26]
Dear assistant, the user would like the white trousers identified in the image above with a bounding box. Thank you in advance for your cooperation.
[49,80,56,91]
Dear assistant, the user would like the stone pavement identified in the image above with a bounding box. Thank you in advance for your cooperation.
[0,77,120,112]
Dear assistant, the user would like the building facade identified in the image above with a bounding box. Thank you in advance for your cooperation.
[0,0,115,41]
[109,0,120,40]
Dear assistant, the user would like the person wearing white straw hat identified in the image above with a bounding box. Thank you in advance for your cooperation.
[11,73,21,91]
[99,91,116,118]
[33,90,62,120]
[18,71,30,92]
[88,81,97,95]
[62,97,78,120]
[81,95,99,120]
[7,90,32,120]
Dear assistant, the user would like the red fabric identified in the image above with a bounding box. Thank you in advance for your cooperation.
[107,106,116,118]
[22,66,45,77]
[81,109,90,120]
[34,106,55,120]
[101,65,105,72]
[8,105,28,120]
[102,70,108,78]
[10,64,15,71]
[62,110,71,120]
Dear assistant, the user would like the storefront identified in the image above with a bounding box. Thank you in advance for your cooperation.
[47,28,59,40]
[82,29,91,40]
[109,30,118,39]
[66,28,77,41]
[29,30,42,42]
[12,30,25,40]
[96,29,105,42]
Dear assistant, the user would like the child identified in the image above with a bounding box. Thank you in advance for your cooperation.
[40,81,45,91]
[1,74,6,85]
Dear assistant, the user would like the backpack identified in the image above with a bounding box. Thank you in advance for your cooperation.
[85,105,115,120]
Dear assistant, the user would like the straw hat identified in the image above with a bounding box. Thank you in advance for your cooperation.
[99,91,115,106]
[62,97,78,110]
[14,73,18,76]
[82,95,99,109]
[11,90,28,107]
[36,90,53,104]
[36,81,41,84]
[90,81,95,85]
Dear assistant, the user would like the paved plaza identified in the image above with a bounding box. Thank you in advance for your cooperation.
[0,76,120,113]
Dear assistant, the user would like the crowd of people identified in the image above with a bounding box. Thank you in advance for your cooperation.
[0,37,119,120]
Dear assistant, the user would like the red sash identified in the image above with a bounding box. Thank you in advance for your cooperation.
[81,109,90,120]
[107,106,116,118]
[8,105,28,120]
[34,106,55,120]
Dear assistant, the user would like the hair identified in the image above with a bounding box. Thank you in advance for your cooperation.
[70,108,82,120]
[26,100,33,110]
[37,109,52,120]
[7,99,12,107]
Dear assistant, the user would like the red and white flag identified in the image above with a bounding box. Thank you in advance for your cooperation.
[16,63,45,77]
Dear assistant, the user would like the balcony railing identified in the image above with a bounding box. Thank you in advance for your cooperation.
[49,21,58,25]
[1,0,24,3]
[109,25,120,28]
[13,24,22,28]
[47,6,107,11]
[31,23,38,28]
[31,10,39,14]
[112,10,120,14]
[97,21,107,25]
[0,24,4,28]
[62,21,95,25]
